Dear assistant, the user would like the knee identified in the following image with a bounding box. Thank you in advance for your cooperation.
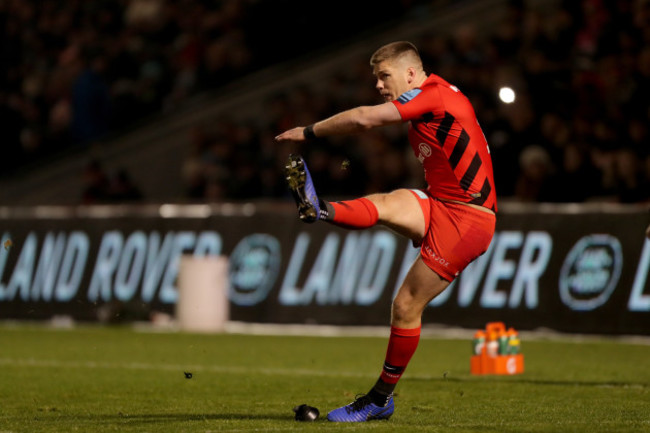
[391,295,418,324]
[365,193,390,216]
[366,190,406,221]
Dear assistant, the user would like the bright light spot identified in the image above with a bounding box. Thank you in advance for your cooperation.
[499,87,516,104]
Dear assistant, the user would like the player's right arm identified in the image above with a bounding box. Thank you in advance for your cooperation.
[274,102,402,142]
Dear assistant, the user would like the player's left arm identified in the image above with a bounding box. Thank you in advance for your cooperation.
[274,102,402,142]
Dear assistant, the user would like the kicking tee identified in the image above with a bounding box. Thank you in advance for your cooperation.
[392,74,497,212]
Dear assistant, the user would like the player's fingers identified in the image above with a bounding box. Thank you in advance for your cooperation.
[274,130,292,141]
[275,127,304,142]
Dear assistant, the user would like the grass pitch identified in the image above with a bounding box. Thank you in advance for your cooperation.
[1,325,649,433]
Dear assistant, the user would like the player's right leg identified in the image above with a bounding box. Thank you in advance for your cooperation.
[285,154,427,244]
[364,189,427,241]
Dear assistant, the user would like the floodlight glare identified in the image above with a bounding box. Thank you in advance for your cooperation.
[499,87,516,104]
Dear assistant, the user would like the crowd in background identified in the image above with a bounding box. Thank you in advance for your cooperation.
[0,0,424,180]
[2,0,649,204]
[183,0,650,204]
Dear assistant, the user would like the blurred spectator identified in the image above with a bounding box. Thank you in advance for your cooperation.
[81,160,143,203]
[548,143,602,202]
[612,147,650,203]
[514,145,555,202]
[81,160,110,204]
[108,169,143,202]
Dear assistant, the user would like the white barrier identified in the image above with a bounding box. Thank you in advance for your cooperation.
[176,255,229,332]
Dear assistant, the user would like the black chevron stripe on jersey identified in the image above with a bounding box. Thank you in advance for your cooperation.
[435,112,455,146]
[428,110,495,208]
[469,178,492,206]
[448,129,470,170]
[460,152,482,191]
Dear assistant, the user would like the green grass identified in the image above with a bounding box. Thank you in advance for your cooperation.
[0,325,649,433]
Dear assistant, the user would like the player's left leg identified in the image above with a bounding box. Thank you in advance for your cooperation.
[367,257,450,402]
[361,202,495,416]
[328,200,495,422]
[285,154,323,223]
[327,256,449,422]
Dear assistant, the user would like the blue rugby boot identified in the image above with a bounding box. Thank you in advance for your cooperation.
[285,154,321,223]
[327,394,394,422]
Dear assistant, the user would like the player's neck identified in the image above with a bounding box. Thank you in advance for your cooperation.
[413,72,428,89]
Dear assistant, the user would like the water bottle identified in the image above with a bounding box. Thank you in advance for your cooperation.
[498,329,509,355]
[472,330,486,355]
[507,327,521,355]
[486,331,499,357]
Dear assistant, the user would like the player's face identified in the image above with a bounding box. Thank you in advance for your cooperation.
[373,60,409,102]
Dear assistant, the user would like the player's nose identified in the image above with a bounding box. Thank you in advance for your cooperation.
[375,79,384,91]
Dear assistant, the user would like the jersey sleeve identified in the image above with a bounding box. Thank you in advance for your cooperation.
[392,86,443,121]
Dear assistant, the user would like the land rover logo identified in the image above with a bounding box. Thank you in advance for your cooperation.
[559,234,622,311]
[229,234,281,306]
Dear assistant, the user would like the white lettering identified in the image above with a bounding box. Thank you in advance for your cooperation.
[55,231,88,302]
[193,232,222,256]
[356,232,396,305]
[0,232,11,297]
[509,231,552,308]
[88,231,123,302]
[279,231,397,306]
[481,231,522,308]
[31,232,66,301]
[4,232,37,301]
[159,232,196,303]
[115,231,147,302]
[141,232,174,302]
[306,233,339,305]
[279,233,311,305]
[329,233,371,305]
[628,238,650,311]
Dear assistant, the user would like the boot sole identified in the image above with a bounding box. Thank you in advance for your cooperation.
[285,155,318,223]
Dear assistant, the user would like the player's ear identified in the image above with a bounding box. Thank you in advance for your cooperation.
[406,67,416,84]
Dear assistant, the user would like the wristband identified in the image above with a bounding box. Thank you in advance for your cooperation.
[303,124,317,140]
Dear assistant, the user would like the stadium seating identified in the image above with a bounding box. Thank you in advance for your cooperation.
[0,0,648,205]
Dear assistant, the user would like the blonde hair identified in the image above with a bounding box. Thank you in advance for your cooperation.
[370,41,422,67]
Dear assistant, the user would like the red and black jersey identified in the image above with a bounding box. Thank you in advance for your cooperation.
[392,74,497,212]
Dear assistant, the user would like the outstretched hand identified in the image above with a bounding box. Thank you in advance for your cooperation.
[275,127,306,142]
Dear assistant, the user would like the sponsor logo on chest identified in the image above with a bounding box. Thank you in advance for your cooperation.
[417,142,432,163]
